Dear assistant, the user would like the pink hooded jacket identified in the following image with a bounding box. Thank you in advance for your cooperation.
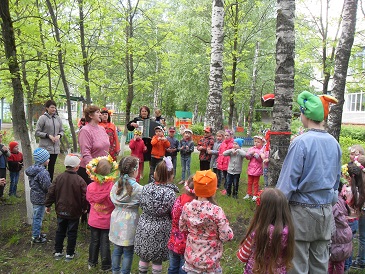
[86,181,115,229]
[246,146,264,176]
[217,138,234,171]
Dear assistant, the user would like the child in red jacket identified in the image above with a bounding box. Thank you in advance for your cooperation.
[129,130,146,182]
[7,141,23,197]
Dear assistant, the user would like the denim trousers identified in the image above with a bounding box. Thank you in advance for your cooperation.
[55,217,79,255]
[168,250,187,274]
[112,244,134,274]
[263,167,268,187]
[225,173,240,197]
[9,171,20,196]
[0,168,6,197]
[212,168,222,188]
[89,226,111,270]
[181,157,191,181]
[344,219,358,270]
[171,156,177,178]
[357,214,365,265]
[32,204,46,238]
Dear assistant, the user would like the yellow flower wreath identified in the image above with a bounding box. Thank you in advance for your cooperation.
[86,155,119,184]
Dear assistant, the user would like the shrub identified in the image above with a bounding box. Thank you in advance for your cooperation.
[340,125,365,142]
[191,124,204,135]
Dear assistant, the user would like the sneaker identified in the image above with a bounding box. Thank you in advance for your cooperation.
[32,236,47,244]
[54,252,64,260]
[220,189,227,195]
[243,194,250,199]
[65,254,76,262]
[351,260,365,269]
[40,233,47,238]
[252,196,257,201]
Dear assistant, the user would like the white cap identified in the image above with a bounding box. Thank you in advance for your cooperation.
[64,154,81,167]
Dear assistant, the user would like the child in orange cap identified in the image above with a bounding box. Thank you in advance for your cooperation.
[7,141,23,197]
[179,170,234,273]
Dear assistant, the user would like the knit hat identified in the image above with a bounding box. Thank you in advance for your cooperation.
[234,138,243,147]
[297,91,338,122]
[9,141,19,151]
[33,148,50,165]
[184,128,193,134]
[154,125,164,131]
[193,170,217,198]
[64,154,81,167]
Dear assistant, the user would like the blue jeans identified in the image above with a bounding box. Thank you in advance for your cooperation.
[55,217,79,255]
[181,156,191,181]
[345,219,358,270]
[213,168,222,188]
[225,173,240,197]
[357,214,365,265]
[9,171,20,196]
[112,244,134,274]
[168,250,187,274]
[32,205,45,238]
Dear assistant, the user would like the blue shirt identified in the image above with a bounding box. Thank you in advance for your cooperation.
[276,129,341,205]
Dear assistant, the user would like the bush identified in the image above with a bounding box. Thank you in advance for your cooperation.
[191,124,204,135]
[340,125,365,142]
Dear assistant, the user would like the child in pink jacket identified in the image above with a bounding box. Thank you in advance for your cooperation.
[86,156,117,271]
[244,136,265,201]
[129,129,146,182]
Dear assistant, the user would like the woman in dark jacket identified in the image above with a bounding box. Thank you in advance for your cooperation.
[127,106,159,162]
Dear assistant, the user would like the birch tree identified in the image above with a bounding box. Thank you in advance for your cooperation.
[269,0,295,186]
[327,0,358,140]
[205,0,225,131]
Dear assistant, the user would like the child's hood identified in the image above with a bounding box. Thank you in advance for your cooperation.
[25,165,45,178]
[87,182,113,203]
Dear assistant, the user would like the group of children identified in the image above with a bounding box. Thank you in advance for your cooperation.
[129,123,270,202]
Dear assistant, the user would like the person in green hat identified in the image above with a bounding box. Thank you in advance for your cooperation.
[276,91,341,274]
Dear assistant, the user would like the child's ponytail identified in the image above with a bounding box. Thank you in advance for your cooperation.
[117,156,139,196]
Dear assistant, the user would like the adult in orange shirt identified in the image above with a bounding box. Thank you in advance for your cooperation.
[100,108,120,161]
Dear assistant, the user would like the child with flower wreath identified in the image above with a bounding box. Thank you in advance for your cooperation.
[86,155,118,271]
[134,156,179,274]
[237,188,295,274]
[167,176,195,274]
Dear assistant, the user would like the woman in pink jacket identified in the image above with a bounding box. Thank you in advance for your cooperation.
[86,156,117,271]
[244,136,265,201]
[217,129,234,192]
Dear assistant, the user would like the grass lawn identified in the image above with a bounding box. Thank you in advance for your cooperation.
[0,148,363,273]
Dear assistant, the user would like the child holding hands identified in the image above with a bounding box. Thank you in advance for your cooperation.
[244,135,265,201]
[109,156,143,274]
[222,138,246,199]
[179,170,234,273]
[237,188,295,273]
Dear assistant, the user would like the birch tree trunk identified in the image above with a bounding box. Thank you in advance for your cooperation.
[269,0,295,186]
[0,0,33,224]
[246,41,260,137]
[46,0,77,152]
[205,0,224,132]
[228,0,238,129]
[78,0,92,105]
[327,0,358,140]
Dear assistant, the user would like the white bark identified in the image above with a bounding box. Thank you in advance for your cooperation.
[205,0,224,132]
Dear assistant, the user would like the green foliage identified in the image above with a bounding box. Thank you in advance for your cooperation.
[191,123,204,135]
[340,125,365,142]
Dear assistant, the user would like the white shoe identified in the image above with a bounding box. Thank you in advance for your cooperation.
[252,196,257,201]
[243,194,250,199]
